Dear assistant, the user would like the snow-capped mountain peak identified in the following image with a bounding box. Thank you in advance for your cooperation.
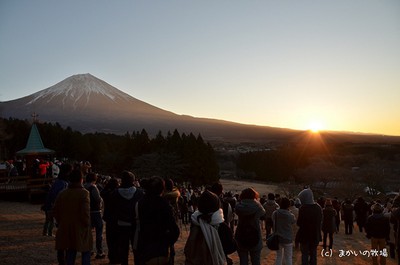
[27,73,132,106]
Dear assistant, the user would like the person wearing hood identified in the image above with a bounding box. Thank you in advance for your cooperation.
[296,188,322,265]
[110,171,144,265]
[365,203,390,265]
[184,190,227,265]
[235,188,266,265]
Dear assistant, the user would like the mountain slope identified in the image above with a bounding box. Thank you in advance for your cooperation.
[0,73,299,141]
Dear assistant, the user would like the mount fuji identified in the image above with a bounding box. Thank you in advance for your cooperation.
[0,73,297,141]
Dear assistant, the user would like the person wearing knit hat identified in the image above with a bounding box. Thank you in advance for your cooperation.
[198,190,221,215]
[185,190,226,265]
[365,202,390,265]
[296,188,322,265]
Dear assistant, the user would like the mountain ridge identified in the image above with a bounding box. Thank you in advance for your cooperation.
[1,73,400,143]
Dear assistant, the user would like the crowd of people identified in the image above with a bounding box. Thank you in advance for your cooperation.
[41,161,400,265]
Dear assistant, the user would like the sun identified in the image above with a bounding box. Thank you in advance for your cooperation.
[308,121,324,133]
[310,127,320,133]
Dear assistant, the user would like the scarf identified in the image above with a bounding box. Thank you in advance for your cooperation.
[191,209,226,265]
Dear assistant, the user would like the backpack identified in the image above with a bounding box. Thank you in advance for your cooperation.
[218,221,237,254]
[235,213,259,248]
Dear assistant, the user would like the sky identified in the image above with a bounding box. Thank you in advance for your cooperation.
[1,1,400,136]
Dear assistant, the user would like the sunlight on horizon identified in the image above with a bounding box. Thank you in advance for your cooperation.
[308,120,325,133]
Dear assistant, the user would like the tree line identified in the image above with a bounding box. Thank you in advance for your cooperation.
[235,136,400,197]
[236,146,311,182]
[0,118,219,185]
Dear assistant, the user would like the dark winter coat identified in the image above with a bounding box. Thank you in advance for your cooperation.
[322,206,337,233]
[341,201,354,221]
[137,194,180,263]
[354,198,369,225]
[111,186,143,225]
[296,189,323,245]
[365,213,390,240]
[100,184,118,223]
[297,204,322,245]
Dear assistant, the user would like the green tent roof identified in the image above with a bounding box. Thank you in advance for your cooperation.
[16,123,55,155]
